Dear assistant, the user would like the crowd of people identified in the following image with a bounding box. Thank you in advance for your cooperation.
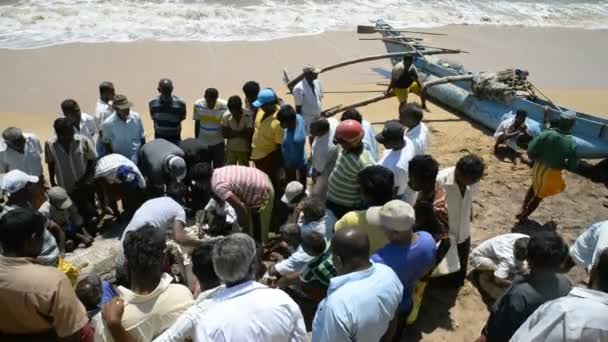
[1,58,608,342]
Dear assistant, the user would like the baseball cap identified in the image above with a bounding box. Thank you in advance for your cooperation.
[376,120,405,144]
[167,156,187,181]
[281,181,306,206]
[0,170,39,195]
[303,65,321,74]
[48,187,73,210]
[366,200,415,232]
[252,88,277,108]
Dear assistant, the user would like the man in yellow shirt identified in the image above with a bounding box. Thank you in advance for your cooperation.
[386,55,420,105]
[250,88,283,190]
[333,165,396,253]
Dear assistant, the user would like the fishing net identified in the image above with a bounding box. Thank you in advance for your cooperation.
[471,69,536,102]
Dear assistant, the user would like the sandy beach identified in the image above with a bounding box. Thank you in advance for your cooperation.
[2,25,608,341]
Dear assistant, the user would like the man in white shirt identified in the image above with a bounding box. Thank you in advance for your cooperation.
[93,226,194,342]
[95,81,116,156]
[102,94,146,164]
[0,127,46,208]
[376,120,416,204]
[94,153,146,218]
[193,88,228,168]
[569,220,608,273]
[399,102,430,156]
[511,248,608,342]
[341,109,379,161]
[433,154,485,287]
[310,117,338,200]
[153,233,307,341]
[61,99,97,140]
[293,65,323,134]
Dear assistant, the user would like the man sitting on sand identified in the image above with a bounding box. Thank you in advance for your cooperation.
[149,78,187,145]
[494,110,534,163]
[400,102,430,156]
[386,55,420,105]
[470,233,530,299]
[517,110,578,221]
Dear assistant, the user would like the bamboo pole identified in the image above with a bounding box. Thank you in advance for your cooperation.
[322,93,395,117]
[359,37,424,42]
[357,25,447,36]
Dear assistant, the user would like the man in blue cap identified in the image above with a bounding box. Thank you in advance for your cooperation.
[518,109,578,221]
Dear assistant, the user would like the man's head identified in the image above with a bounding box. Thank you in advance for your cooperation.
[592,249,608,293]
[402,54,414,67]
[408,155,439,192]
[301,231,326,257]
[310,118,330,138]
[513,236,530,263]
[166,155,187,182]
[166,181,187,204]
[75,273,102,311]
[116,165,141,189]
[242,81,261,105]
[340,108,363,123]
[0,207,46,258]
[227,95,244,118]
[123,225,167,281]
[54,117,75,146]
[61,99,82,124]
[189,162,213,195]
[514,110,528,127]
[99,81,115,103]
[48,186,73,210]
[376,120,405,150]
[0,170,39,205]
[455,154,485,188]
[204,88,219,109]
[212,233,256,286]
[191,241,221,291]
[526,230,567,272]
[280,223,301,247]
[112,94,133,120]
[367,200,415,242]
[334,119,364,152]
[252,88,278,114]
[158,78,174,99]
[331,227,370,275]
[399,102,424,129]
[299,196,326,224]
[2,127,26,153]
[277,105,297,130]
[281,181,307,208]
[558,110,577,132]
[303,65,320,82]
[358,165,394,206]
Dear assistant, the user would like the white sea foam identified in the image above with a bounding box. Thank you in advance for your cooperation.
[0,0,607,49]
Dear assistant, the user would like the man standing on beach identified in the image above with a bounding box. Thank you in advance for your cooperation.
[517,110,578,221]
[95,81,115,157]
[293,65,323,134]
[376,120,416,203]
[149,78,187,145]
[193,88,228,168]
[400,103,430,156]
[102,95,145,164]
[61,99,97,141]
[386,55,420,105]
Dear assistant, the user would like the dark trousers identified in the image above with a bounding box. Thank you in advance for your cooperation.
[202,142,225,168]
[431,237,471,288]
[154,134,181,146]
[69,182,96,224]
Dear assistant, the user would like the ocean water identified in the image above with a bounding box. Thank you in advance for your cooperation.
[0,0,606,49]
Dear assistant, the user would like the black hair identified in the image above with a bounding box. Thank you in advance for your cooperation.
[123,225,166,275]
[276,104,297,123]
[513,237,530,261]
[332,227,371,263]
[341,108,362,123]
[310,118,330,136]
[227,96,243,110]
[54,117,74,136]
[400,102,423,122]
[191,241,220,287]
[455,154,485,180]
[358,165,394,205]
[61,99,78,112]
[75,274,102,311]
[190,162,213,181]
[596,249,608,293]
[409,155,439,185]
[167,181,187,202]
[0,208,46,253]
[526,230,567,270]
[242,81,260,98]
[99,81,114,94]
[204,88,219,99]
[301,231,326,256]
[515,110,528,118]
[300,197,326,223]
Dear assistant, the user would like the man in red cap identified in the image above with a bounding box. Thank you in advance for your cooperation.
[326,120,375,219]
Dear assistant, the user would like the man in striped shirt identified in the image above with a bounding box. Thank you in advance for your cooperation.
[45,118,97,225]
[193,88,228,168]
[326,119,375,219]
[196,163,274,242]
[149,79,187,145]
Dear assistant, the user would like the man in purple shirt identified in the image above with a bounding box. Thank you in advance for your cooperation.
[369,200,437,341]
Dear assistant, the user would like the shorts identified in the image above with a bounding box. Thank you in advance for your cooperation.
[225,149,250,166]
[532,162,565,198]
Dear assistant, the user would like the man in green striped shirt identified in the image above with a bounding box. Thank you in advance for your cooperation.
[326,119,375,219]
[300,231,337,301]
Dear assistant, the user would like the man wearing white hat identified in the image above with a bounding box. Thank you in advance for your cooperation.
[369,200,437,341]
[139,138,187,196]
[293,65,324,135]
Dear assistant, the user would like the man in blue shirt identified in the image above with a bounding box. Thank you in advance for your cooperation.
[369,200,437,341]
[312,227,403,342]
[277,105,307,187]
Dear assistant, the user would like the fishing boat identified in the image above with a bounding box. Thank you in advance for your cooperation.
[373,19,608,159]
